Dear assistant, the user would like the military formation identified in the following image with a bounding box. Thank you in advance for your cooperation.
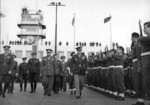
[0,21,150,105]
[86,21,150,105]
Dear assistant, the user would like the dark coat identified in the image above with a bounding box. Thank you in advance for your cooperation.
[62,62,69,76]
[41,56,55,76]
[54,60,63,75]
[18,62,28,75]
[0,53,14,75]
[11,60,18,76]
[28,58,40,75]
[71,54,88,75]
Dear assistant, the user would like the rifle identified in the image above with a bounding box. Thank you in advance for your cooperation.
[139,19,143,37]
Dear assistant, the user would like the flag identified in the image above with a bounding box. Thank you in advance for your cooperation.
[0,12,5,17]
[72,16,75,26]
[139,19,143,36]
[104,16,111,23]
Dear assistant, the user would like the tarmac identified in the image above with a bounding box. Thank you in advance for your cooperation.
[0,83,149,105]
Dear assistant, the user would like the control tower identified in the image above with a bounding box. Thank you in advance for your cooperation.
[17,7,46,52]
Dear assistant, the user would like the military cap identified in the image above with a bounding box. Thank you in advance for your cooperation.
[61,56,65,59]
[46,49,53,53]
[117,46,124,52]
[76,46,82,51]
[31,52,37,55]
[3,45,10,50]
[22,57,27,60]
[70,52,75,56]
[132,32,139,38]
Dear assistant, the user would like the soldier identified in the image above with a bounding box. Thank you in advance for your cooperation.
[71,46,88,99]
[7,54,18,94]
[18,57,28,92]
[28,52,40,93]
[113,46,125,101]
[138,21,150,105]
[131,32,146,105]
[68,52,76,95]
[41,49,55,96]
[0,45,14,97]
[53,54,62,94]
[61,55,69,92]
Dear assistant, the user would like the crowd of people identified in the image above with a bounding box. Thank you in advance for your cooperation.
[0,44,88,99]
[0,21,150,105]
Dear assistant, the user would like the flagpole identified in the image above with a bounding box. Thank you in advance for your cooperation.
[109,14,112,49]
[73,13,76,51]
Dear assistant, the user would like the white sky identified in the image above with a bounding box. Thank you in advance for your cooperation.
[1,0,150,50]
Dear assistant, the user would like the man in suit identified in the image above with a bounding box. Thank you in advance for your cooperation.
[41,49,55,96]
[71,46,88,99]
[0,45,14,97]
[18,57,28,92]
[28,52,40,93]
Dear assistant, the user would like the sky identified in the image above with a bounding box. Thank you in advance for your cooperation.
[1,0,150,50]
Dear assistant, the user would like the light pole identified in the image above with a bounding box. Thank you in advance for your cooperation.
[48,2,65,54]
[0,0,5,54]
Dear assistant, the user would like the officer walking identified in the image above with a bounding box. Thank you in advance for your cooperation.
[41,49,55,96]
[71,46,88,99]
[28,52,40,93]
[18,57,29,92]
[0,45,14,97]
[68,52,76,95]
[53,53,62,94]
[61,56,69,92]
[7,54,18,94]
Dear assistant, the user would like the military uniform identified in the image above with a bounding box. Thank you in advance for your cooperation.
[18,57,28,91]
[28,53,40,93]
[53,59,62,93]
[61,60,69,91]
[41,49,55,96]
[138,36,150,98]
[113,46,125,101]
[0,45,14,97]
[71,47,88,98]
[7,59,18,93]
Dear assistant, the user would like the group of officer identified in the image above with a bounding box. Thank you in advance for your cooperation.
[86,21,150,105]
[0,44,88,99]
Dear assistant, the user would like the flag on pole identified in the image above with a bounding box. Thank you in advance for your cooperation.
[104,16,111,23]
[72,16,75,26]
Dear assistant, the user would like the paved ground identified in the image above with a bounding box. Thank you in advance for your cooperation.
[0,83,149,105]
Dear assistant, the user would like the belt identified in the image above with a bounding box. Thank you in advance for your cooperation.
[114,65,123,68]
[123,68,128,70]
[109,65,115,68]
[101,67,108,69]
[141,52,150,57]
[132,58,138,62]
